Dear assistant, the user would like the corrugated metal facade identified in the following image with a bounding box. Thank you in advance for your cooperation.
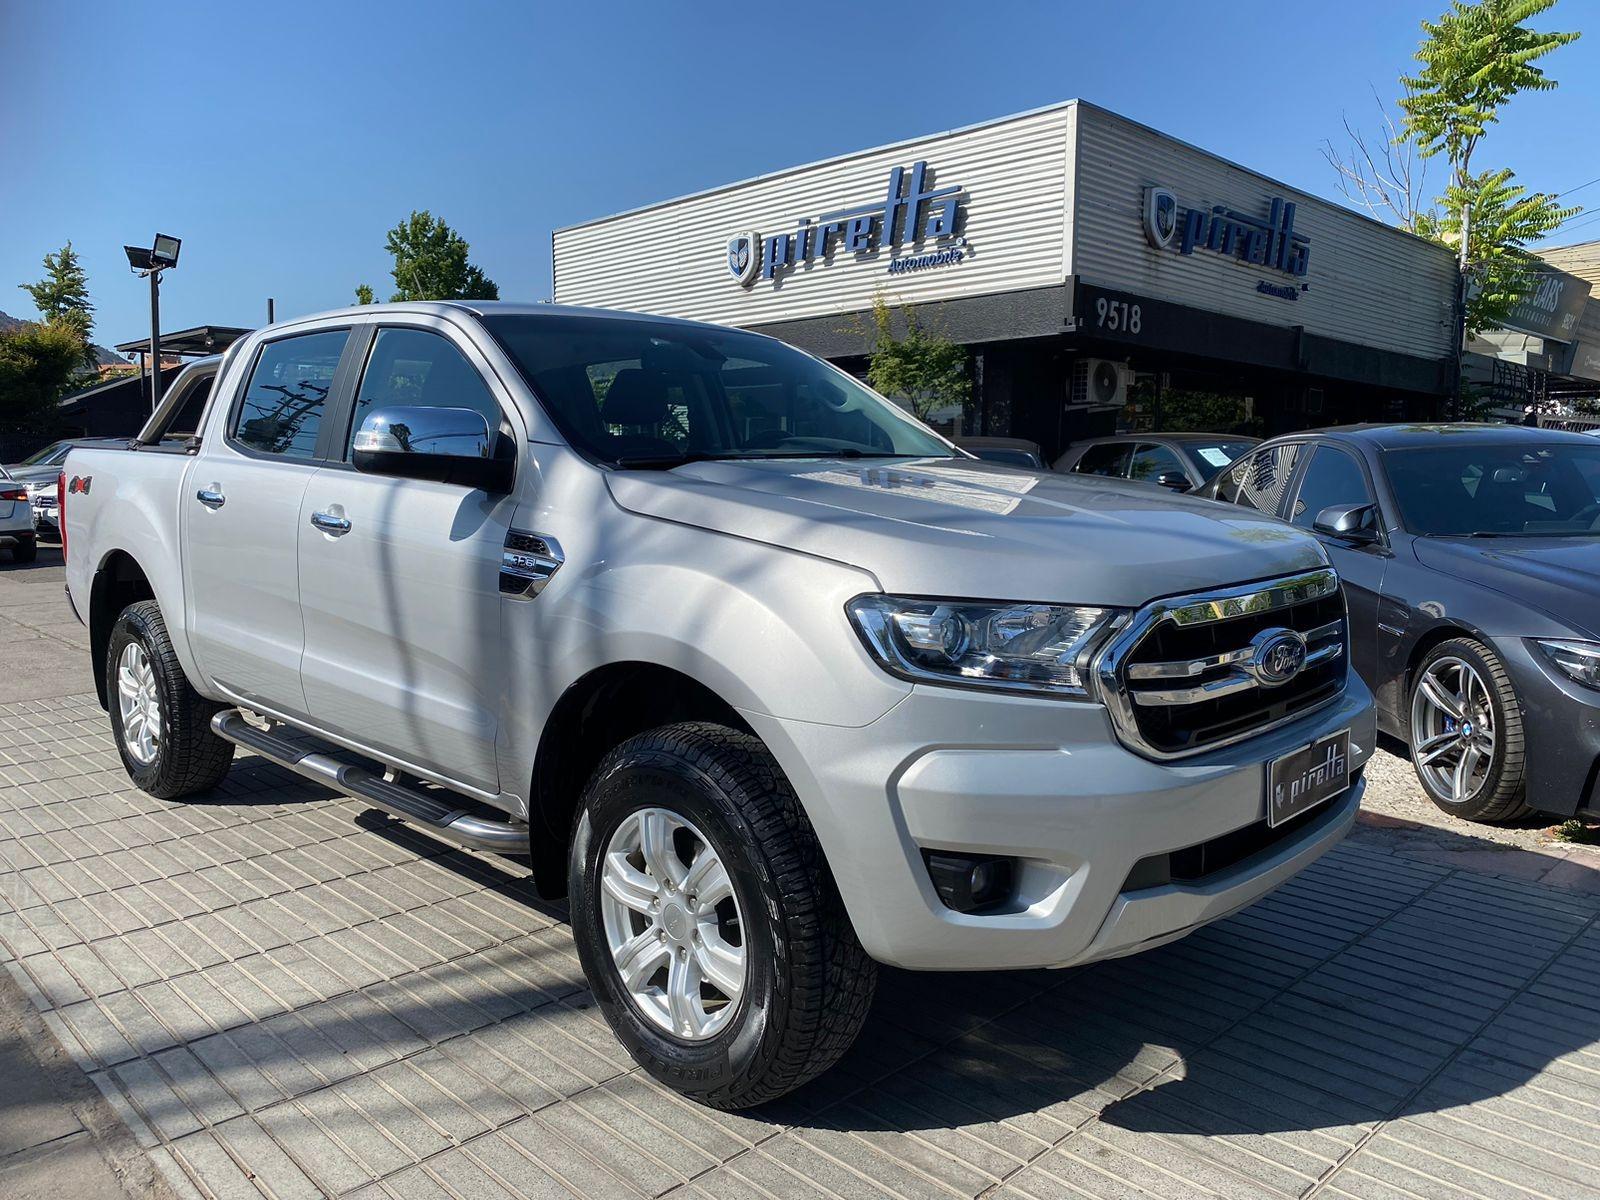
[553,100,1456,368]
[553,105,1075,326]
[1069,104,1457,359]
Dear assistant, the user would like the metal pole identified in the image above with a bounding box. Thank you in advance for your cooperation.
[267,297,275,324]
[148,268,163,411]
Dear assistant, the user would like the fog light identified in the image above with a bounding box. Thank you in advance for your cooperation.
[923,851,1015,913]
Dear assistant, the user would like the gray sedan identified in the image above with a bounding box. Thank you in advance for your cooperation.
[1199,423,1600,824]
[1054,433,1259,491]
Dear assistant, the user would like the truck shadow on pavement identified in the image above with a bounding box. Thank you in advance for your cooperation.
[351,784,1600,1150]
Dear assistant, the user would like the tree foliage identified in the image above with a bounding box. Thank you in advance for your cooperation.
[19,241,95,353]
[1400,0,1578,176]
[862,296,969,423]
[0,320,84,436]
[358,211,499,304]
[1418,169,1579,334]
[1325,0,1581,337]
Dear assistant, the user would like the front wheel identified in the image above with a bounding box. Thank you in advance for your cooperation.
[107,600,234,799]
[1407,638,1530,823]
[568,721,875,1109]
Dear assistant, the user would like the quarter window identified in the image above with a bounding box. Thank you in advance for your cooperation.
[1073,442,1134,477]
[234,331,348,459]
[347,328,505,456]
[1215,443,1301,514]
[1290,446,1374,528]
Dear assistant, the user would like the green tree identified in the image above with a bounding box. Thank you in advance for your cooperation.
[358,211,500,303]
[861,296,969,423]
[19,241,94,352]
[0,320,84,437]
[1400,0,1580,281]
[1418,168,1579,334]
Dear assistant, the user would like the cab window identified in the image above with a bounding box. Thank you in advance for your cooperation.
[233,330,348,459]
[1128,443,1186,484]
[1290,446,1374,528]
[1073,442,1133,477]
[346,328,506,456]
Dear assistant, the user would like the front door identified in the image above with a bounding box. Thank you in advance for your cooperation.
[183,327,354,718]
[1285,444,1390,688]
[296,323,517,794]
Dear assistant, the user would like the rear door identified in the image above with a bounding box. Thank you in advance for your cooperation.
[182,326,358,717]
[296,319,518,793]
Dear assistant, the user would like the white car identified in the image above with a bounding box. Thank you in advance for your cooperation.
[0,466,38,563]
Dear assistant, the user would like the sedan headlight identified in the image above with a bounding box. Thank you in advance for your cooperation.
[1535,639,1600,689]
[847,595,1125,697]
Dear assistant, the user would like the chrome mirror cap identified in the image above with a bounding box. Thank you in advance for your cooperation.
[352,405,513,493]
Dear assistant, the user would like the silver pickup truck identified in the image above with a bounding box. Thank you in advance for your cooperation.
[63,301,1374,1108]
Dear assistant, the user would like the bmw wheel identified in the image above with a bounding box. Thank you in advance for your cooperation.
[1408,638,1530,823]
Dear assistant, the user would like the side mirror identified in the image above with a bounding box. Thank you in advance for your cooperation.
[1156,471,1191,492]
[1313,502,1380,544]
[352,406,513,493]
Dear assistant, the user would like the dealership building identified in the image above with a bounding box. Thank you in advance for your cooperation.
[552,100,1466,459]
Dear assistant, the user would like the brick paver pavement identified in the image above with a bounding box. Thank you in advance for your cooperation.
[2,691,1598,1200]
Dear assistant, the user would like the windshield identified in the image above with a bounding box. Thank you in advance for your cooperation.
[480,313,955,467]
[1385,442,1600,536]
[17,442,68,468]
[1181,440,1257,480]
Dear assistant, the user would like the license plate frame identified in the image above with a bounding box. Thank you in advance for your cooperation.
[1267,728,1351,828]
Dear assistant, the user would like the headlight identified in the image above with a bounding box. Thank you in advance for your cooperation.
[847,595,1125,697]
[1535,639,1600,689]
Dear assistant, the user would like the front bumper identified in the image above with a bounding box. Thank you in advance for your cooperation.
[744,676,1375,972]
[1501,638,1600,816]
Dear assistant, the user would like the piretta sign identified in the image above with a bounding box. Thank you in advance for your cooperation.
[726,160,967,287]
[1141,184,1312,293]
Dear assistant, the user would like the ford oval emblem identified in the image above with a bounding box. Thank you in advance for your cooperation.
[1249,628,1307,687]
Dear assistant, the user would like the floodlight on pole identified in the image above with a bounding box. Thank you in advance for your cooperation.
[125,234,181,410]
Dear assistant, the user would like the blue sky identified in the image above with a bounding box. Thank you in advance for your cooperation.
[4,0,1597,350]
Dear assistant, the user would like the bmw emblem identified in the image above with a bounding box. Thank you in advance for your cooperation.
[1248,628,1308,687]
[726,231,759,286]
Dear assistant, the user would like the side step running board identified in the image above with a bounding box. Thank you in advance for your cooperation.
[211,710,530,855]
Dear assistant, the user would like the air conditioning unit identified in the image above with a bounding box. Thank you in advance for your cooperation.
[1068,358,1131,409]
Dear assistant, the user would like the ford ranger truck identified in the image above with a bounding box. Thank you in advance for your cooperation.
[64,302,1375,1109]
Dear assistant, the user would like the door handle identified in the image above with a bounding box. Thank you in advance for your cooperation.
[310,510,351,535]
[196,488,225,509]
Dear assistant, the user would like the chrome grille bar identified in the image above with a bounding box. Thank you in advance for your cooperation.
[1093,569,1348,761]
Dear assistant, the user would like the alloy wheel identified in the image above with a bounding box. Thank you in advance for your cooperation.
[117,641,162,766]
[1410,656,1495,805]
[599,807,745,1041]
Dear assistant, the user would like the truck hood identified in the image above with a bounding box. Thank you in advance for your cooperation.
[606,457,1329,607]
[1412,535,1600,639]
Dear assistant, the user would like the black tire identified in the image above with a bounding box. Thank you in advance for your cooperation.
[568,721,875,1110]
[1407,637,1531,823]
[10,537,36,563]
[106,600,234,799]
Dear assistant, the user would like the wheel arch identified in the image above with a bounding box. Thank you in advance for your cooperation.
[89,550,157,709]
[527,661,757,897]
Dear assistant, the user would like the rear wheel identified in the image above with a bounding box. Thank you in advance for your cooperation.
[1407,638,1530,823]
[569,721,875,1109]
[107,600,234,799]
[10,537,36,563]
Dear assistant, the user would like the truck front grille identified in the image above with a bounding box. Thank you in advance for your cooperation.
[1096,569,1347,759]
